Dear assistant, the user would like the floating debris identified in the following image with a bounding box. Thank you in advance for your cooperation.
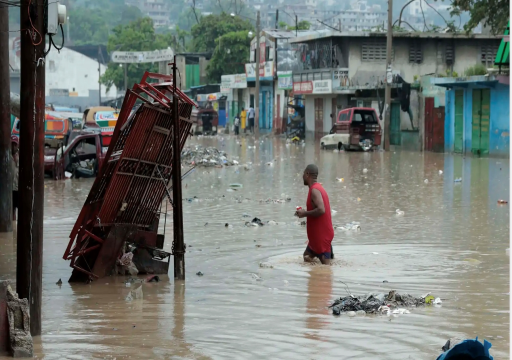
[396,209,404,216]
[335,222,361,231]
[454,178,462,183]
[330,290,435,316]
[181,146,236,167]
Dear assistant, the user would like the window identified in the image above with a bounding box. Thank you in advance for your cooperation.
[265,46,270,61]
[445,43,454,65]
[361,39,391,62]
[339,111,349,122]
[49,60,56,72]
[481,44,499,65]
[409,42,422,64]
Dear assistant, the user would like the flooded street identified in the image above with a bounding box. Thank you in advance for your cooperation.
[0,136,509,360]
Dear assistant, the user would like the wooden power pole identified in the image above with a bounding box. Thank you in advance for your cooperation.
[17,0,46,336]
[0,4,12,233]
[383,0,393,150]
[172,56,185,281]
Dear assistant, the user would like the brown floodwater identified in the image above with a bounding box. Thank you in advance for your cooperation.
[0,136,509,359]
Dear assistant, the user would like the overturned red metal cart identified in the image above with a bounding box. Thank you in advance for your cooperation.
[63,71,196,282]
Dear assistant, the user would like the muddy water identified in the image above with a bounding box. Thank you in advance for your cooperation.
[0,136,509,359]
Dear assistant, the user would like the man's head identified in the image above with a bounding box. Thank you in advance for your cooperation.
[11,136,18,156]
[303,164,318,186]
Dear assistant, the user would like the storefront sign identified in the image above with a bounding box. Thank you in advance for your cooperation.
[277,71,292,90]
[49,88,69,96]
[293,81,313,94]
[245,61,274,81]
[111,48,174,64]
[293,80,332,94]
[221,74,248,91]
[313,79,332,94]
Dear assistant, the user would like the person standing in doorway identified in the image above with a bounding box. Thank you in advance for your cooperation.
[234,113,240,135]
[241,108,247,133]
[248,105,255,133]
[11,136,19,222]
[295,164,334,265]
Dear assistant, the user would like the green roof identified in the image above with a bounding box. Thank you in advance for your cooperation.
[495,22,509,66]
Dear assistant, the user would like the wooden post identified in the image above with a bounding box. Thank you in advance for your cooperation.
[17,0,45,336]
[0,5,12,233]
[384,0,393,150]
[172,57,185,281]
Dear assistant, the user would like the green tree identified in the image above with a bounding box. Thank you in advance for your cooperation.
[206,31,252,82]
[444,0,508,34]
[100,18,174,91]
[278,20,311,31]
[190,12,253,52]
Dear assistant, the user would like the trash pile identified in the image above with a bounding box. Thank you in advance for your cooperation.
[329,290,441,316]
[181,146,237,167]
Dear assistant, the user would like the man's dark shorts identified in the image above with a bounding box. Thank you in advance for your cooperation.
[305,245,332,259]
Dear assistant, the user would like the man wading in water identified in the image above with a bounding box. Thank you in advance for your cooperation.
[295,164,334,265]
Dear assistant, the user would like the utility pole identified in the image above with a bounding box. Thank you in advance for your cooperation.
[275,9,279,29]
[98,47,102,105]
[0,5,12,233]
[17,0,45,336]
[124,64,128,94]
[295,15,298,37]
[255,10,260,136]
[172,56,185,281]
[383,0,393,150]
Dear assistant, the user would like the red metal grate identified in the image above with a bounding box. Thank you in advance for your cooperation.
[63,72,195,280]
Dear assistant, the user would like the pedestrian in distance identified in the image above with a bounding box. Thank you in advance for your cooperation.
[234,113,240,135]
[295,164,335,265]
[248,106,255,133]
[11,136,19,222]
[241,108,247,133]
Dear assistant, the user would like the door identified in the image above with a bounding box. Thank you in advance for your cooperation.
[424,97,434,151]
[314,98,324,134]
[433,107,445,152]
[454,90,464,153]
[472,89,490,155]
[390,102,401,145]
[261,91,267,129]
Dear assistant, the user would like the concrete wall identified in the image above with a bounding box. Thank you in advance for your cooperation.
[45,47,117,98]
[347,38,499,84]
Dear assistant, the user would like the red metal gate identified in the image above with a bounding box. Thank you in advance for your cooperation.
[425,97,434,151]
[63,72,196,281]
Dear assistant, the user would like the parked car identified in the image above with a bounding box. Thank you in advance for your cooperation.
[190,107,218,135]
[320,107,382,151]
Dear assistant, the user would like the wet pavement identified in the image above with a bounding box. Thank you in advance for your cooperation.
[0,136,509,359]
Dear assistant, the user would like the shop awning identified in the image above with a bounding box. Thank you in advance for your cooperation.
[495,22,509,67]
[431,76,498,88]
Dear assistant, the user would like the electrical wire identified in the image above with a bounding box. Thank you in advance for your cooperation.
[28,0,42,46]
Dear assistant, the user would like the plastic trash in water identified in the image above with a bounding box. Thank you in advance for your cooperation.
[436,337,493,360]
[424,179,429,184]
[396,209,404,216]
[363,168,368,173]
[251,273,262,281]
[65,171,72,178]
[454,178,462,183]
[497,199,508,204]
[439,170,443,175]
[433,297,442,305]
[331,209,338,216]
[336,177,344,182]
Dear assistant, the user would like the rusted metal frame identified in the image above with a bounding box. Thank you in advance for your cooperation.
[115,110,167,225]
[128,109,174,224]
[133,84,170,108]
[136,82,173,105]
[72,265,99,279]
[84,230,104,244]
[103,108,157,224]
[76,244,101,257]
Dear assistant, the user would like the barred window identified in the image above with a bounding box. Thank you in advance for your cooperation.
[409,42,422,64]
[445,43,454,65]
[361,39,393,62]
[481,45,499,64]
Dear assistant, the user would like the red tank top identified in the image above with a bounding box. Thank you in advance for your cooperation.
[306,183,334,254]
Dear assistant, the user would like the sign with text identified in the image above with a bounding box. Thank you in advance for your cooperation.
[111,48,174,64]
[277,71,293,90]
[221,74,248,91]
[332,68,350,88]
[245,61,274,80]
[293,80,332,94]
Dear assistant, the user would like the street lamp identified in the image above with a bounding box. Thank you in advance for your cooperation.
[231,11,260,136]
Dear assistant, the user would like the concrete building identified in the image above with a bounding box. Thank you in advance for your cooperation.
[288,31,502,142]
[9,42,118,110]
[431,75,509,157]
[125,0,171,27]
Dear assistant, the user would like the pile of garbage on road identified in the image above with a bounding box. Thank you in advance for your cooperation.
[181,146,239,167]
[330,290,442,316]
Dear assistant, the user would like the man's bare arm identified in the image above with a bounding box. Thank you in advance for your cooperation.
[304,188,325,218]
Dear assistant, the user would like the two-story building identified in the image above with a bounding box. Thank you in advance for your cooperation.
[288,31,502,146]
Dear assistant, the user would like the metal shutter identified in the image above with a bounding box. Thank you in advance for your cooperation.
[445,43,454,65]
[361,39,392,61]
[481,44,499,64]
